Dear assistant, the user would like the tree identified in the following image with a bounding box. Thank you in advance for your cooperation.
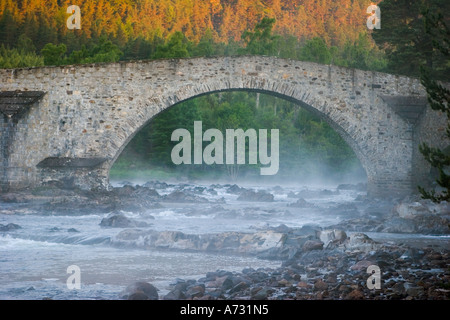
[191,28,220,57]
[41,43,66,65]
[418,10,450,203]
[0,8,18,48]
[83,37,123,63]
[240,17,279,56]
[152,31,190,59]
[299,37,331,64]
[371,0,450,79]
[122,36,155,61]
[334,32,387,71]
[0,44,44,68]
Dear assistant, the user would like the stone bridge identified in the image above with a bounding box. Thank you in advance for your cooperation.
[0,56,448,197]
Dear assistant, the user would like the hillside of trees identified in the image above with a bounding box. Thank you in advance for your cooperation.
[0,0,389,70]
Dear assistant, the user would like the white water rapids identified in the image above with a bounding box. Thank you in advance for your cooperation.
[0,181,447,299]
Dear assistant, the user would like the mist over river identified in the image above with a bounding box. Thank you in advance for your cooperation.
[0,180,448,300]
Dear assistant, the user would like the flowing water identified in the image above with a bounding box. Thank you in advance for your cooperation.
[0,181,447,300]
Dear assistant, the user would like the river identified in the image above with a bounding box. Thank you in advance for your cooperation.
[0,180,448,300]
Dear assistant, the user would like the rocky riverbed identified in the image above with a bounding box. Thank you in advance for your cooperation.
[0,180,449,300]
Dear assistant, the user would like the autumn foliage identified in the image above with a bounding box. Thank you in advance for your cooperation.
[0,0,374,49]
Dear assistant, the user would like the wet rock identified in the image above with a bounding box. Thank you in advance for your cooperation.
[350,260,375,271]
[288,198,315,208]
[405,284,424,298]
[320,189,340,196]
[329,203,360,217]
[314,279,328,291]
[133,186,160,198]
[271,224,292,233]
[237,190,274,202]
[229,281,249,294]
[128,292,149,300]
[164,282,188,300]
[226,184,245,194]
[121,282,159,300]
[162,190,208,203]
[302,240,324,251]
[391,282,406,297]
[0,223,21,231]
[337,183,367,191]
[143,181,169,189]
[293,224,321,237]
[343,233,380,252]
[100,213,149,228]
[100,213,132,228]
[251,287,273,300]
[296,281,309,289]
[382,217,416,233]
[215,275,234,291]
[206,188,218,195]
[164,288,186,300]
[318,229,347,247]
[345,288,364,300]
[67,228,79,232]
[114,185,136,196]
[413,215,450,234]
[394,202,432,219]
[185,284,205,298]
[271,186,284,194]
[1,193,20,203]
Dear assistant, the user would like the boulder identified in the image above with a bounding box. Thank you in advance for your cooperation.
[288,198,315,208]
[382,217,416,233]
[237,190,274,202]
[394,202,431,219]
[100,213,132,228]
[143,181,169,189]
[314,279,328,291]
[100,213,149,228]
[350,260,375,271]
[343,233,380,252]
[121,282,159,300]
[226,184,244,194]
[185,284,205,298]
[0,223,21,231]
[345,289,364,300]
[162,190,208,203]
[318,229,347,245]
[302,240,324,251]
[251,287,274,300]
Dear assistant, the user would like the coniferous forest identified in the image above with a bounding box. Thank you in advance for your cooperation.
[1,0,448,182]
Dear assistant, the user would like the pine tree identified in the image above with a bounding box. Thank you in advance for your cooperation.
[152,31,190,59]
[0,8,18,48]
[240,17,279,56]
[372,0,450,79]
[418,10,450,203]
[40,43,66,65]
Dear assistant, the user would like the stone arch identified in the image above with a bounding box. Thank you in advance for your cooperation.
[1,56,436,197]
